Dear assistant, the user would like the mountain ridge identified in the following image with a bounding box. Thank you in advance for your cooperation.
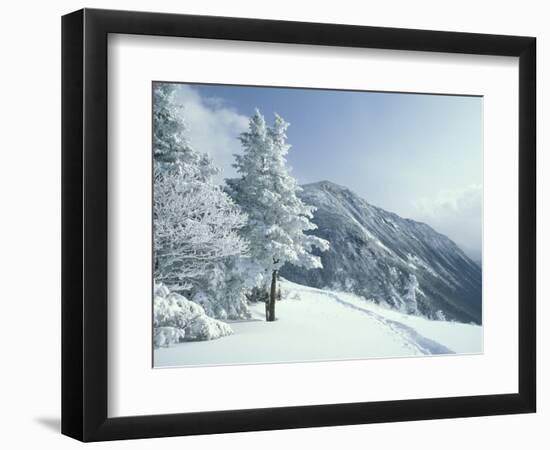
[281,180,482,324]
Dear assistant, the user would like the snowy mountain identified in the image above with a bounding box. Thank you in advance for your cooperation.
[280,181,482,324]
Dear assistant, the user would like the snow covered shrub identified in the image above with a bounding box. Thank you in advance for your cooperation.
[191,254,268,320]
[153,327,186,347]
[153,283,233,347]
[192,289,249,321]
[154,290,205,329]
[191,259,251,320]
[185,316,233,341]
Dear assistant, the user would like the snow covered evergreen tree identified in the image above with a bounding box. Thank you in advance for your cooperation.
[226,110,329,321]
[153,83,217,179]
[402,274,420,315]
[153,82,248,302]
[191,257,260,320]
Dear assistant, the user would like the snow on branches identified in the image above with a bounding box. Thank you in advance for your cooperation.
[152,83,248,291]
[227,110,329,277]
[153,282,233,347]
[153,83,217,179]
[153,168,248,287]
[226,109,329,320]
[153,85,329,330]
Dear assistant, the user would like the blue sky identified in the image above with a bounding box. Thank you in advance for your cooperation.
[171,83,482,262]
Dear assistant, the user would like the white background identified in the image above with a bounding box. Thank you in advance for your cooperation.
[109,35,518,417]
[0,0,546,449]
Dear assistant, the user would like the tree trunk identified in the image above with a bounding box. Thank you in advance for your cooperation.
[267,269,277,321]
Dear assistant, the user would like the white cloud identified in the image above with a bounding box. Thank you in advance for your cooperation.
[173,85,249,183]
[415,184,482,262]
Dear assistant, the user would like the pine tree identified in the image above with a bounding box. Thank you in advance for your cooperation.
[403,274,420,315]
[227,110,329,321]
[153,82,217,180]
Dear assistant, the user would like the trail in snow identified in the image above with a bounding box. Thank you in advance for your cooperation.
[154,280,481,368]
[292,286,453,355]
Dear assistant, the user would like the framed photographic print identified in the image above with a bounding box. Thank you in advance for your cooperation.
[62,8,536,442]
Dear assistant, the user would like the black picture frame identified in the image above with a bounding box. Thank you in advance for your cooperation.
[61,8,536,442]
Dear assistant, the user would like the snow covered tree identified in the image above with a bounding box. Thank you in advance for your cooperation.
[153,169,248,287]
[191,256,261,320]
[153,82,217,179]
[402,274,420,315]
[226,110,329,321]
[153,82,248,293]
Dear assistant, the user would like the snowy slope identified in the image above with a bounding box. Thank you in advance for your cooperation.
[154,280,482,367]
[280,181,482,324]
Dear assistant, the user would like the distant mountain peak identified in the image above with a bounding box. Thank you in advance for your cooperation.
[281,180,482,324]
[303,180,358,196]
[304,180,343,188]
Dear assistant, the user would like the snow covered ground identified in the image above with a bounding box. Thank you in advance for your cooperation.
[154,280,482,368]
